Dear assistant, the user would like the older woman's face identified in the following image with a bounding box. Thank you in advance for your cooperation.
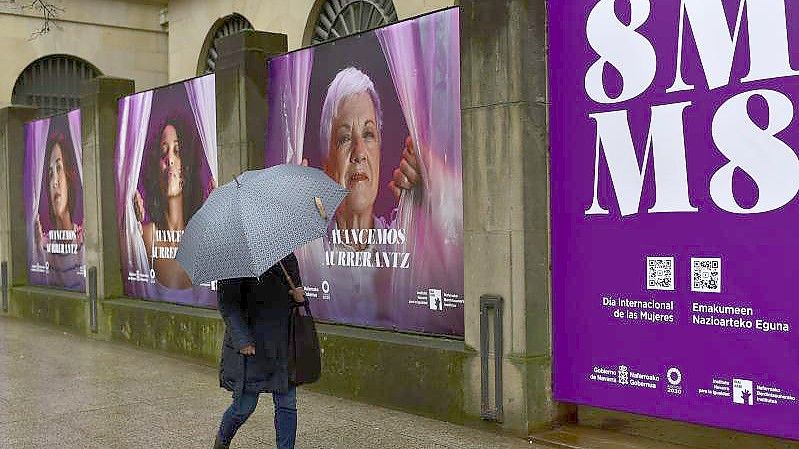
[48,143,69,220]
[325,92,380,215]
[159,124,183,197]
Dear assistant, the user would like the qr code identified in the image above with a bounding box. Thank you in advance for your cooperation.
[692,257,721,293]
[647,257,674,291]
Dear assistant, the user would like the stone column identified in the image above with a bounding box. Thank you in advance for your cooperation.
[80,77,135,300]
[460,0,562,434]
[0,106,38,287]
[214,30,288,182]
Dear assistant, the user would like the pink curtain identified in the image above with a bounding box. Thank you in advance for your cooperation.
[24,118,51,269]
[115,91,155,298]
[266,47,314,166]
[67,110,82,183]
[186,74,218,181]
[376,8,464,296]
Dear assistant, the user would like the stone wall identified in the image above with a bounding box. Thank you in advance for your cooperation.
[3,2,797,447]
[0,0,168,107]
[166,0,455,81]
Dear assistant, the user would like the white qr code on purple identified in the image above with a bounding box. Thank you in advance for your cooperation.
[691,257,721,293]
[646,257,674,291]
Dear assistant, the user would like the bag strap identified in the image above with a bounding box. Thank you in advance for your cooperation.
[280,261,313,317]
[278,261,297,289]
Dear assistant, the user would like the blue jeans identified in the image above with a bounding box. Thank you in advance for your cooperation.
[217,385,297,448]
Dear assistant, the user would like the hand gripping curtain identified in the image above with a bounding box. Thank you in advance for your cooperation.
[186,74,218,181]
[68,110,83,183]
[25,118,51,269]
[115,92,155,298]
[265,48,314,166]
[376,9,464,295]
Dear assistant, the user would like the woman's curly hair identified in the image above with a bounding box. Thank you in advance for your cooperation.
[142,114,203,229]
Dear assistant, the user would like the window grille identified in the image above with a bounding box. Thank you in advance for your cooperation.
[12,55,101,117]
[201,13,254,74]
[312,0,398,44]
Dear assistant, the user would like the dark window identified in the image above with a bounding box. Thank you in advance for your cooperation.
[12,55,102,117]
[200,13,254,74]
[312,0,398,44]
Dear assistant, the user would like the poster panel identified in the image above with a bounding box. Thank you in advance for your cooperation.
[115,75,218,307]
[549,0,799,439]
[266,8,464,335]
[24,110,86,291]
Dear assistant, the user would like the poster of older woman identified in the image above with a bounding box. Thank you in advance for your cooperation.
[115,75,218,307]
[24,110,86,292]
[266,8,463,336]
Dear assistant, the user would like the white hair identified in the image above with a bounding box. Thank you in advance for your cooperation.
[320,67,383,159]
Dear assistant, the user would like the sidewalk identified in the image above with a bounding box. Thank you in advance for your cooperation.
[0,316,541,449]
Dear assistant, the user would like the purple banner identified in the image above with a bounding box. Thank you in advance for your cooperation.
[24,110,85,291]
[550,0,799,440]
[266,8,464,336]
[115,75,218,307]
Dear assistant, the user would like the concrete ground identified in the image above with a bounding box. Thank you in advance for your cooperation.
[0,316,543,449]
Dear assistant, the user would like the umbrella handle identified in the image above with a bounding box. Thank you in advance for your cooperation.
[278,261,297,290]
[314,197,327,219]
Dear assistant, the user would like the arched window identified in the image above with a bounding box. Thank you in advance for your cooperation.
[199,13,254,75]
[311,0,398,44]
[12,55,102,117]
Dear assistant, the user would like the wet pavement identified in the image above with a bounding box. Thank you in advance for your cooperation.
[0,316,541,448]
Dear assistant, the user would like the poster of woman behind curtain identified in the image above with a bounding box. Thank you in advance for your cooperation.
[265,9,464,336]
[25,110,86,292]
[115,75,218,307]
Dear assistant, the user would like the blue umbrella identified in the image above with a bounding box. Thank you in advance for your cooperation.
[175,164,347,284]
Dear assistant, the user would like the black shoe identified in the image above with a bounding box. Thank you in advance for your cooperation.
[213,435,229,449]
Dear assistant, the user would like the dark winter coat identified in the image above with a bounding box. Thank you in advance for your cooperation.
[218,253,302,396]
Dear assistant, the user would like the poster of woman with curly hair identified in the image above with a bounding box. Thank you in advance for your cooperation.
[115,75,218,307]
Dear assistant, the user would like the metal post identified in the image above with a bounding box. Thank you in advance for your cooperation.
[1,261,8,313]
[480,294,504,422]
[88,266,98,333]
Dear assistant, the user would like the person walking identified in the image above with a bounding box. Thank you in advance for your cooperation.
[214,252,305,449]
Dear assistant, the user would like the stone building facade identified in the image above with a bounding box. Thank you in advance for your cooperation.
[1,1,796,448]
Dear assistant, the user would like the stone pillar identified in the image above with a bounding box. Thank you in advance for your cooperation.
[80,77,135,300]
[0,106,38,287]
[460,0,562,434]
[215,30,288,182]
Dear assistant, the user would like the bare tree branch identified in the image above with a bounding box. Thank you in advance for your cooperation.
[0,0,64,39]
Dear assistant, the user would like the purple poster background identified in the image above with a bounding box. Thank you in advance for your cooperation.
[550,1,799,440]
[266,8,464,336]
[24,110,85,291]
[115,75,218,307]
